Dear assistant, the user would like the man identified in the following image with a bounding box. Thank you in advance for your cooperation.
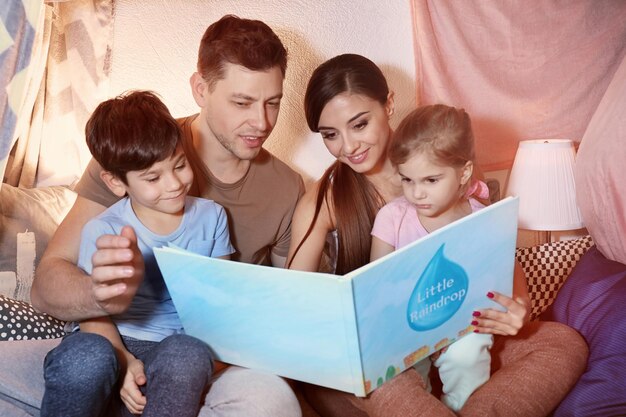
[1,15,303,417]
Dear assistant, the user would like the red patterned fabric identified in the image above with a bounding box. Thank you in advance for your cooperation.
[515,235,594,321]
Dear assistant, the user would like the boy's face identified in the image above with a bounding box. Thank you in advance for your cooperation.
[121,147,194,220]
[193,63,284,161]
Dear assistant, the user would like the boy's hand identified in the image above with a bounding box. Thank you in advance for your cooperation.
[120,357,147,414]
[471,291,529,336]
[91,226,145,315]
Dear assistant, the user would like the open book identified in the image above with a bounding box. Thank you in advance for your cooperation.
[154,197,519,396]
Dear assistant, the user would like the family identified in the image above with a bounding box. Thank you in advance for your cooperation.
[0,14,587,417]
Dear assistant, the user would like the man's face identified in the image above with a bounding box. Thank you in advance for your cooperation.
[200,63,284,161]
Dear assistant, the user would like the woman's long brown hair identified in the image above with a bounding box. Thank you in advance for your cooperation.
[288,54,389,274]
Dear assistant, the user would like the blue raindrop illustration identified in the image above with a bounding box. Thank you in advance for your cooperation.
[406,244,468,331]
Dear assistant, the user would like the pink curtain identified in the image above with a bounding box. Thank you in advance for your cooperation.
[575,55,626,264]
[0,1,45,188]
[410,0,626,170]
[4,0,114,188]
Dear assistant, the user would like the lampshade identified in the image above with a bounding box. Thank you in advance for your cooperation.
[505,139,584,231]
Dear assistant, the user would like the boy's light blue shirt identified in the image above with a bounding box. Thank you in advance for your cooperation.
[78,196,234,342]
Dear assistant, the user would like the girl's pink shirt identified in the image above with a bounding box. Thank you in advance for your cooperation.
[371,197,485,250]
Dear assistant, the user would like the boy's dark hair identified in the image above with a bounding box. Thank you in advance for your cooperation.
[197,14,288,89]
[85,90,181,183]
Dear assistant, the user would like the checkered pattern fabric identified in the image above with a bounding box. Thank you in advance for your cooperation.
[516,235,594,321]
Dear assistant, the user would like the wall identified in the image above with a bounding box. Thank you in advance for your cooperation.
[109,0,416,183]
[108,1,590,247]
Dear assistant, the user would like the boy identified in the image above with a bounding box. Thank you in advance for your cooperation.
[41,90,234,417]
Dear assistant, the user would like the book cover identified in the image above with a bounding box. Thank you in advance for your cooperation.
[154,197,519,396]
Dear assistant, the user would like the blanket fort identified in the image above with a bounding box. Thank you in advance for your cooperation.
[154,197,519,396]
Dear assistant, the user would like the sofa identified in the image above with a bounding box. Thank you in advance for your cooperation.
[0,182,618,416]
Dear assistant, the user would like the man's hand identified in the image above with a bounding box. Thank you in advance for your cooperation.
[91,226,145,315]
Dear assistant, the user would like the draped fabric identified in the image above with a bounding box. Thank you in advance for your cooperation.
[575,54,626,264]
[0,0,45,190]
[2,0,114,189]
[410,0,626,170]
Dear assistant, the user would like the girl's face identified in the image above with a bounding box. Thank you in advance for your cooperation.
[398,150,472,220]
[317,92,394,174]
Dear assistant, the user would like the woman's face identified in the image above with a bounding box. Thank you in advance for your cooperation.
[317,92,393,174]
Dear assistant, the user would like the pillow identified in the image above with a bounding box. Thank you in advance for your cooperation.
[0,295,66,341]
[515,235,594,321]
[543,246,626,416]
[0,183,76,302]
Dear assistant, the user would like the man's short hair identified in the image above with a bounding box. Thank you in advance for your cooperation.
[85,90,181,183]
[197,14,288,89]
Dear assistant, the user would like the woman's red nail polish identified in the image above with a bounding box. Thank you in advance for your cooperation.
[471,320,479,326]
[487,292,495,298]
[474,329,480,333]
[472,311,481,317]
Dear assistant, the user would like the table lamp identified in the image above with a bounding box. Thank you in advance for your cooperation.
[505,139,584,242]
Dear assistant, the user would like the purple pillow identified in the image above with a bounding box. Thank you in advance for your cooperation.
[543,246,626,416]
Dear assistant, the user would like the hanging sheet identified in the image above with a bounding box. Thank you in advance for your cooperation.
[410,0,626,170]
[575,55,626,264]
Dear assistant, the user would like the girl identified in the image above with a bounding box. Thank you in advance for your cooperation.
[287,53,587,417]
[370,104,506,411]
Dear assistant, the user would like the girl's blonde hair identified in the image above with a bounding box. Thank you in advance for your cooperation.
[390,104,476,193]
[390,104,475,167]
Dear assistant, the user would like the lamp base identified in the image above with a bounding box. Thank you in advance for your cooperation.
[544,230,553,244]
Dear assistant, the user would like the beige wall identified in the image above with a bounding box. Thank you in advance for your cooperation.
[109,1,587,246]
[109,0,417,184]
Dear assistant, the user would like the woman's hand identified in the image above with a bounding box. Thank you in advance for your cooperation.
[471,291,530,336]
[120,356,147,414]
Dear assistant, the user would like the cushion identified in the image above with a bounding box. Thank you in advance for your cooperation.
[0,184,74,341]
[543,246,626,416]
[515,235,594,321]
[0,183,76,302]
[0,295,66,341]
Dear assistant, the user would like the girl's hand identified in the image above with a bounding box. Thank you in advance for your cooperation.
[471,291,530,336]
[120,357,147,414]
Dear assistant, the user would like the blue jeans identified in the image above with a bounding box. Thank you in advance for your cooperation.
[0,337,301,417]
[41,332,213,417]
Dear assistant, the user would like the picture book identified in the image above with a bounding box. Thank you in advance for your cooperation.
[154,197,519,396]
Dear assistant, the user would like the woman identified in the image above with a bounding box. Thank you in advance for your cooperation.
[287,54,588,417]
